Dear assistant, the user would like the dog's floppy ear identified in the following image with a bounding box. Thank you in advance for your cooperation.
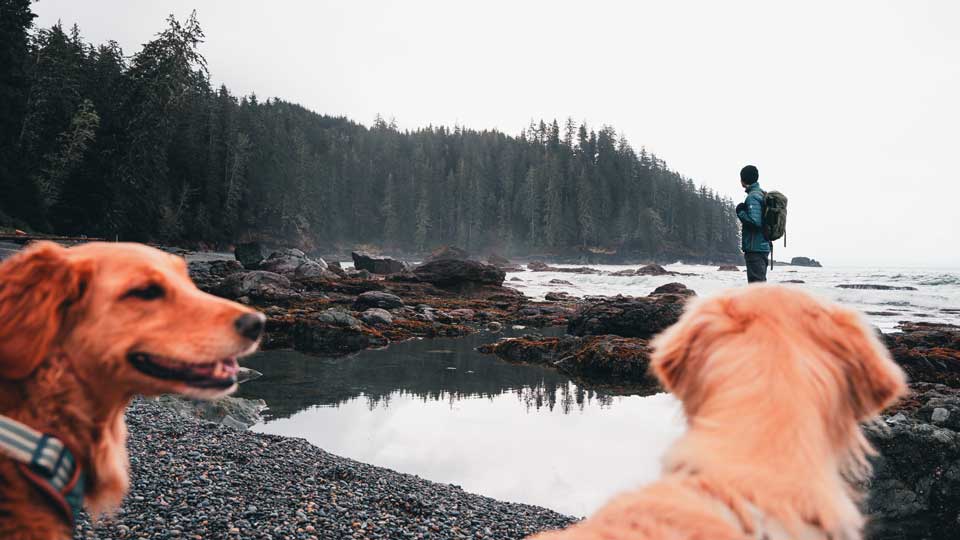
[820,306,907,420]
[0,241,90,380]
[651,297,727,398]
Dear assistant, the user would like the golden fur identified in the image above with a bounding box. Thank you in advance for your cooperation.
[0,241,263,540]
[531,285,907,540]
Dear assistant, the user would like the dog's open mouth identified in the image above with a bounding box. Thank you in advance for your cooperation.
[127,353,239,388]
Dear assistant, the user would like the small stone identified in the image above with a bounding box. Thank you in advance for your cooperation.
[931,407,950,423]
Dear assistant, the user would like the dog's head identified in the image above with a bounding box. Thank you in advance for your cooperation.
[651,285,906,429]
[0,241,264,400]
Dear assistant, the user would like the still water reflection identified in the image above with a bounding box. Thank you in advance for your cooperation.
[237,330,685,516]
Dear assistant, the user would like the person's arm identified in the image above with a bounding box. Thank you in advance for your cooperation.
[737,193,763,228]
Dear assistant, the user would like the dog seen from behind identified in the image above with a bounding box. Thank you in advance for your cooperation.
[0,241,265,540]
[531,285,906,540]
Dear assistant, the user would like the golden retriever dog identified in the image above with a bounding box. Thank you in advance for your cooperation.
[532,285,906,540]
[0,241,265,540]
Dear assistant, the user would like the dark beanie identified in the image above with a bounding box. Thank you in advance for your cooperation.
[740,165,759,184]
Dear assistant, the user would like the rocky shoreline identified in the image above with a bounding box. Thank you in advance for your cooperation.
[189,245,960,538]
[1,241,953,538]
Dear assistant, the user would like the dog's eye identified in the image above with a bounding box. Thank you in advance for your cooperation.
[123,284,165,301]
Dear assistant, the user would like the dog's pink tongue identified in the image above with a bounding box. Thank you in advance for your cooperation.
[214,358,239,379]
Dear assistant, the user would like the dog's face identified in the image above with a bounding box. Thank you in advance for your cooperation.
[650,285,906,428]
[0,241,264,400]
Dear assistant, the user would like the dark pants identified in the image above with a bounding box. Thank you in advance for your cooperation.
[745,252,769,283]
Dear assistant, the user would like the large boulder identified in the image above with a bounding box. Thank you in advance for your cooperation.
[218,270,295,300]
[636,264,670,276]
[567,288,692,338]
[651,282,696,297]
[188,259,244,290]
[352,251,409,274]
[413,259,506,289]
[234,242,267,269]
[429,245,470,261]
[353,291,404,310]
[258,249,337,280]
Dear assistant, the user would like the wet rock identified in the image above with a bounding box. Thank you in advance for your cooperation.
[790,256,822,267]
[486,321,503,332]
[234,242,267,269]
[218,271,296,300]
[548,279,573,286]
[352,251,410,274]
[354,290,405,310]
[152,395,266,429]
[781,279,806,284]
[567,289,692,338]
[526,261,600,275]
[259,249,337,280]
[236,367,263,384]
[637,264,670,276]
[512,304,578,327]
[837,284,918,291]
[650,282,696,297]
[528,261,551,271]
[883,323,960,388]
[559,266,602,274]
[413,259,506,289]
[610,269,638,276]
[429,245,470,261]
[479,334,660,393]
[717,265,740,271]
[865,383,960,538]
[446,308,476,320]
[348,268,372,280]
[545,292,572,301]
[361,308,394,327]
[188,259,244,290]
[293,259,335,280]
[287,317,388,355]
[327,260,347,278]
[509,277,523,282]
[315,308,362,328]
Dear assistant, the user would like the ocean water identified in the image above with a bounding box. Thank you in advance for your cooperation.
[508,263,960,331]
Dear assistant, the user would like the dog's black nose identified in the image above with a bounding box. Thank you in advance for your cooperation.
[234,312,266,342]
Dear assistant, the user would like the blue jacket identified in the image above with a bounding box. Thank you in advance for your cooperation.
[737,183,771,253]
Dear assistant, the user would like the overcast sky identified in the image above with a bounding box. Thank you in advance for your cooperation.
[34,1,959,267]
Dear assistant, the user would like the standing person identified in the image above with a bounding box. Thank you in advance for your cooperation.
[735,165,770,283]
